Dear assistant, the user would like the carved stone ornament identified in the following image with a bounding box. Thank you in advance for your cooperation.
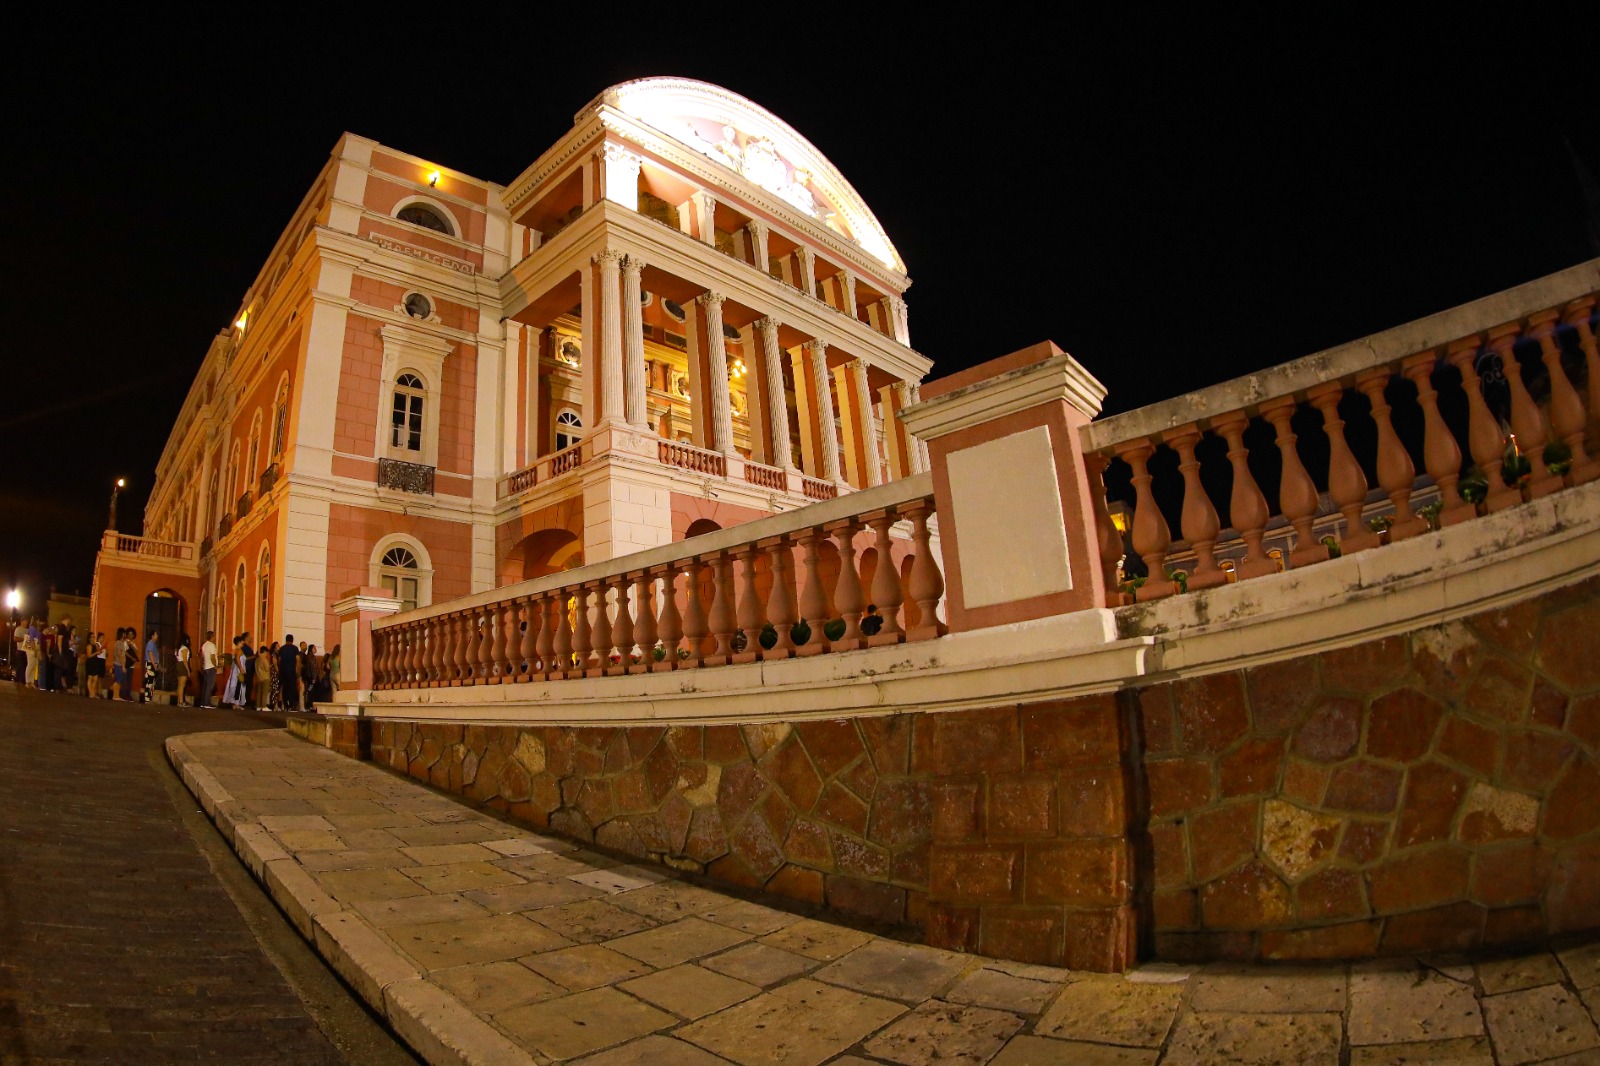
[592,249,625,266]
[601,142,643,175]
[696,291,726,310]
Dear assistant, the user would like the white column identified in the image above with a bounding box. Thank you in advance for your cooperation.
[746,220,770,272]
[692,191,717,245]
[908,381,929,470]
[698,292,735,455]
[805,340,841,482]
[889,294,910,344]
[848,359,883,486]
[893,380,926,474]
[796,246,817,298]
[836,271,858,317]
[595,250,624,425]
[756,317,793,470]
[621,255,647,428]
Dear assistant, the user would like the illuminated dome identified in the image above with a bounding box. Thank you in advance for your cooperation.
[585,77,905,274]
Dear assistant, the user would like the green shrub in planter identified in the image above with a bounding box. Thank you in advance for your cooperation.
[652,645,667,662]
[822,618,846,642]
[791,619,812,646]
[758,623,777,650]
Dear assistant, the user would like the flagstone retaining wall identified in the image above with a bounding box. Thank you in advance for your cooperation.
[295,571,1600,968]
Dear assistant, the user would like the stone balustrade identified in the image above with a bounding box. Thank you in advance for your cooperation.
[101,531,194,562]
[371,476,945,690]
[501,442,586,496]
[1084,283,1600,604]
[657,438,727,478]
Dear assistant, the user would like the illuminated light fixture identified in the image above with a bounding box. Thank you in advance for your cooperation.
[427,170,441,188]
[116,478,126,488]
[235,311,248,332]
[1109,511,1128,533]
[4,590,19,611]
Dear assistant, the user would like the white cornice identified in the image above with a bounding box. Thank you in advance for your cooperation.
[900,355,1108,441]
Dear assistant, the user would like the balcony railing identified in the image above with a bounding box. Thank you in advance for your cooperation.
[258,463,278,496]
[801,476,838,501]
[744,461,786,490]
[235,492,252,520]
[371,475,944,689]
[658,439,726,477]
[102,532,195,562]
[378,458,436,495]
[217,514,233,539]
[501,443,584,497]
[1083,284,1599,604]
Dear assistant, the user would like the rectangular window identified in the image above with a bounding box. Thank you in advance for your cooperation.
[391,393,423,452]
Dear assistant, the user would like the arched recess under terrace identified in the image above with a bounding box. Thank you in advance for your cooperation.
[502,529,585,585]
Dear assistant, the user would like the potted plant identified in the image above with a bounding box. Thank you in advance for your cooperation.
[1319,534,1343,559]
[1417,499,1444,532]
[1366,514,1395,545]
[1458,466,1489,514]
[1545,440,1574,482]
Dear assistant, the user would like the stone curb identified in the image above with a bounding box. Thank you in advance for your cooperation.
[165,733,538,1066]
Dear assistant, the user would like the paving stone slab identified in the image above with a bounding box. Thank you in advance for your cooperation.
[699,942,819,987]
[430,959,567,1014]
[1560,942,1600,990]
[572,1034,734,1065]
[1349,963,1485,1045]
[528,898,662,943]
[522,944,656,992]
[676,979,905,1065]
[607,916,753,968]
[464,878,606,914]
[1348,1036,1496,1064]
[860,999,1023,1066]
[943,966,1062,1014]
[811,940,972,1003]
[1475,952,1568,995]
[496,986,675,1061]
[387,913,576,971]
[1188,963,1347,1013]
[1482,984,1600,1065]
[620,964,761,1020]
[987,1036,1157,1065]
[1162,1011,1343,1066]
[757,918,876,961]
[1032,977,1183,1049]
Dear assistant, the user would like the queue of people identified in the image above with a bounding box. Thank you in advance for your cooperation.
[8,618,338,711]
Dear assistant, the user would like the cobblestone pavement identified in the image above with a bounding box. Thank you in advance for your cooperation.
[171,728,1600,1065]
[0,685,402,1064]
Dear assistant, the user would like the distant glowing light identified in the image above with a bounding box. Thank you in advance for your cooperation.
[116,478,126,488]
[4,590,19,611]
[427,170,441,187]
[235,311,248,331]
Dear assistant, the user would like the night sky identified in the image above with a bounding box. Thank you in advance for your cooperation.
[5,15,1596,609]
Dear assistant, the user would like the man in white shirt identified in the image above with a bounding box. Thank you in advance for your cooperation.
[198,631,218,708]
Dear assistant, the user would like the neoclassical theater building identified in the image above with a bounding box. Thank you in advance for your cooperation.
[91,78,933,651]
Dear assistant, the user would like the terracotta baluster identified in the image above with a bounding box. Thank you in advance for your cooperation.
[571,586,594,678]
[655,566,683,670]
[590,580,613,677]
[1355,369,1426,540]
[705,553,737,665]
[536,595,557,678]
[464,611,485,683]
[457,613,477,685]
[1445,336,1518,513]
[379,625,394,687]
[903,500,946,640]
[830,520,866,650]
[796,529,830,655]
[370,629,387,688]
[552,592,574,677]
[1307,384,1379,552]
[1162,425,1226,589]
[433,614,453,686]
[1529,309,1596,485]
[764,536,797,657]
[1114,442,1176,597]
[1566,298,1600,450]
[1259,398,1327,567]
[733,546,764,664]
[630,572,656,673]
[1487,323,1557,495]
[1400,352,1473,528]
[1212,412,1277,577]
[494,601,514,682]
[518,596,539,681]
[1084,453,1123,599]
[680,559,708,667]
[612,574,636,673]
[866,512,905,643]
[415,622,430,685]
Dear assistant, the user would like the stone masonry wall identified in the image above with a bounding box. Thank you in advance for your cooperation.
[366,693,1143,972]
[1140,573,1600,961]
[322,572,1600,970]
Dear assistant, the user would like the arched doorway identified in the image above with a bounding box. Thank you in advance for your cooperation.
[510,529,584,581]
[143,589,185,691]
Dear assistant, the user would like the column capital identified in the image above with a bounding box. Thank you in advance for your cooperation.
[843,357,869,373]
[802,338,829,357]
[601,142,643,174]
[745,218,768,236]
[621,253,646,277]
[754,316,781,334]
[691,189,717,208]
[696,291,726,311]
[591,249,625,267]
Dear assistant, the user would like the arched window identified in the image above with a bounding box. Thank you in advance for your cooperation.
[247,410,263,486]
[396,203,453,235]
[271,379,290,458]
[227,441,241,504]
[391,373,425,453]
[555,409,582,452]
[257,546,271,640]
[379,546,421,612]
[235,563,247,638]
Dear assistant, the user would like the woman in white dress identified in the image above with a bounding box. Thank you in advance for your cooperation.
[222,634,246,708]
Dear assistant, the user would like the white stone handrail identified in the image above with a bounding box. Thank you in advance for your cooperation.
[370,472,945,688]
[102,531,195,561]
[1078,261,1600,606]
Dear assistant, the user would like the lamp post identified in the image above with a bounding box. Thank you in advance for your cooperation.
[108,477,126,533]
[5,589,19,679]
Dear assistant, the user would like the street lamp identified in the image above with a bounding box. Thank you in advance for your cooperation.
[108,477,126,533]
[5,590,19,678]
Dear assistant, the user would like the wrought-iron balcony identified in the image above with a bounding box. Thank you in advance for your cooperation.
[378,458,435,495]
